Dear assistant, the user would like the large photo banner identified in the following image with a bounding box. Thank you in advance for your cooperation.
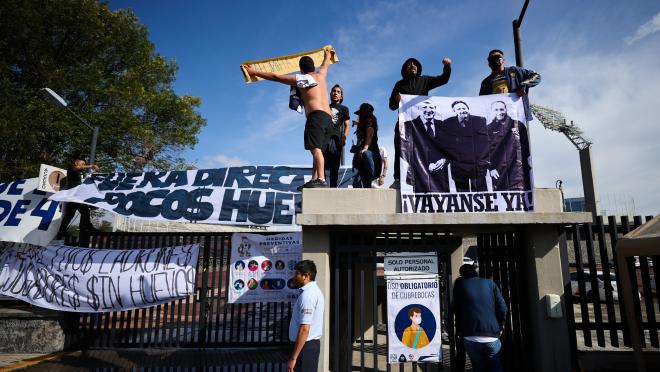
[398,93,533,213]
[228,232,302,304]
[0,243,199,312]
[387,276,442,364]
[50,166,356,226]
[0,178,61,246]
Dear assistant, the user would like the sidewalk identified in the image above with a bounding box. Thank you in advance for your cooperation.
[0,348,288,372]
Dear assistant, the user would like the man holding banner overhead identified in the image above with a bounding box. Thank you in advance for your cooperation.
[242,48,335,189]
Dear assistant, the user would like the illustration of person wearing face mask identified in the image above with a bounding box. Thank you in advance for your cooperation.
[401,307,430,349]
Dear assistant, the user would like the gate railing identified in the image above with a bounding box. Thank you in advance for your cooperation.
[562,215,659,351]
[65,231,292,349]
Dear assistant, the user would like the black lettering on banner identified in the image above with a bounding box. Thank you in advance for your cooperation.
[219,189,250,222]
[136,172,169,189]
[473,193,485,212]
[224,166,256,188]
[192,168,227,187]
[247,190,275,224]
[164,171,188,188]
[273,192,295,224]
[484,193,499,212]
[114,173,142,191]
[96,173,126,191]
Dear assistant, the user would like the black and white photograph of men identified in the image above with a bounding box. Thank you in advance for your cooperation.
[442,100,489,192]
[401,100,450,193]
[487,101,524,191]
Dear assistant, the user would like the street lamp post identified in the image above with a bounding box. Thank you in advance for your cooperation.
[41,88,99,165]
[512,0,530,67]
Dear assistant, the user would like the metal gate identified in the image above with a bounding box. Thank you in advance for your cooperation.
[65,232,292,350]
[476,231,530,372]
[331,227,529,372]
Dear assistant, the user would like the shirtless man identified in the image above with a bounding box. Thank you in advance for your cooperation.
[243,49,334,188]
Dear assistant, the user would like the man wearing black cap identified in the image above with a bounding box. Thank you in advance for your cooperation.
[389,57,452,189]
[479,49,540,191]
[243,49,335,188]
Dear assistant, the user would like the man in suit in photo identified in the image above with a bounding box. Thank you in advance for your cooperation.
[401,100,450,193]
[487,101,524,191]
[443,101,489,192]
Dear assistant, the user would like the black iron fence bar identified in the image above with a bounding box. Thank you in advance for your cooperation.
[372,245,378,371]
[594,216,619,346]
[621,216,645,348]
[561,231,579,368]
[583,223,606,346]
[359,253,365,372]
[572,224,592,347]
[608,215,631,346]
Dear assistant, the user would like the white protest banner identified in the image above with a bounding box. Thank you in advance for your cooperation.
[0,243,199,312]
[398,93,534,213]
[384,252,438,277]
[228,232,302,304]
[50,166,357,226]
[37,164,67,193]
[0,178,61,246]
[387,276,442,364]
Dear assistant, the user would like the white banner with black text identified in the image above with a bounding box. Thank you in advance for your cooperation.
[0,243,199,312]
[50,167,357,226]
[398,93,533,213]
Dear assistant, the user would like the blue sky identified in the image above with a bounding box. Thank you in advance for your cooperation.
[108,0,660,215]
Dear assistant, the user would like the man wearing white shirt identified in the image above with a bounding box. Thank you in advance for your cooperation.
[288,260,325,372]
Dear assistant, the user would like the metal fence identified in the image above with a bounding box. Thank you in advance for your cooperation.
[65,232,292,349]
[562,215,659,352]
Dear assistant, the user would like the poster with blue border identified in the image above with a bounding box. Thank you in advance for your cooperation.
[386,276,442,364]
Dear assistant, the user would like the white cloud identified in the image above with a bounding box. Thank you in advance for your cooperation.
[201,154,249,168]
[528,38,660,215]
[624,12,660,45]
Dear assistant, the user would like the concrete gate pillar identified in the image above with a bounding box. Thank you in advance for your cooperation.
[520,225,572,372]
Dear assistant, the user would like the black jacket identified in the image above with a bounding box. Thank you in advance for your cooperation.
[389,58,451,111]
[488,116,524,191]
[443,115,489,176]
[400,116,450,193]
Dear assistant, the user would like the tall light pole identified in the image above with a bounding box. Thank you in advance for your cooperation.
[41,88,99,166]
[531,104,600,219]
[513,0,531,67]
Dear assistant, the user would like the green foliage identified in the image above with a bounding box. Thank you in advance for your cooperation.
[0,0,206,180]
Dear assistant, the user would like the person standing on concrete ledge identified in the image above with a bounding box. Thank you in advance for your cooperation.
[453,264,507,372]
[243,49,334,189]
[288,260,325,372]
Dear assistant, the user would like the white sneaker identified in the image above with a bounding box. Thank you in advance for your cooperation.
[389,179,400,189]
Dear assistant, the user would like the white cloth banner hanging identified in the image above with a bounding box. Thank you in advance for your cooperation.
[0,178,61,246]
[0,243,199,312]
[386,276,442,364]
[398,93,534,213]
[49,166,357,226]
[228,232,302,304]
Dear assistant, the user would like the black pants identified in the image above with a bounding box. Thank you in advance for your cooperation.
[58,202,93,234]
[393,123,401,180]
[294,339,320,372]
[323,136,342,187]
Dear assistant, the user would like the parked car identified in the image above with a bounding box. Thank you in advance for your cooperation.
[570,270,619,302]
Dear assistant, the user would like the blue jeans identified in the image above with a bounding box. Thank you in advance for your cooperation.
[463,339,503,372]
[357,150,380,188]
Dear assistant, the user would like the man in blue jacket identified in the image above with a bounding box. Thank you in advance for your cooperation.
[453,264,508,372]
[479,49,540,189]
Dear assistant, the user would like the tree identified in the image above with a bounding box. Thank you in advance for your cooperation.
[0,0,206,180]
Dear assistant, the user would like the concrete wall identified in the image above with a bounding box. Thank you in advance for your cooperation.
[0,308,68,353]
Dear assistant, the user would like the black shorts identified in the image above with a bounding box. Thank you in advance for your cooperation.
[304,111,332,150]
[293,339,320,372]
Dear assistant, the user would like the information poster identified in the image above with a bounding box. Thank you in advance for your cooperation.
[386,276,442,364]
[228,232,302,304]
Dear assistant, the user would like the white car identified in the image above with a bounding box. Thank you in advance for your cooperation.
[570,270,619,302]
